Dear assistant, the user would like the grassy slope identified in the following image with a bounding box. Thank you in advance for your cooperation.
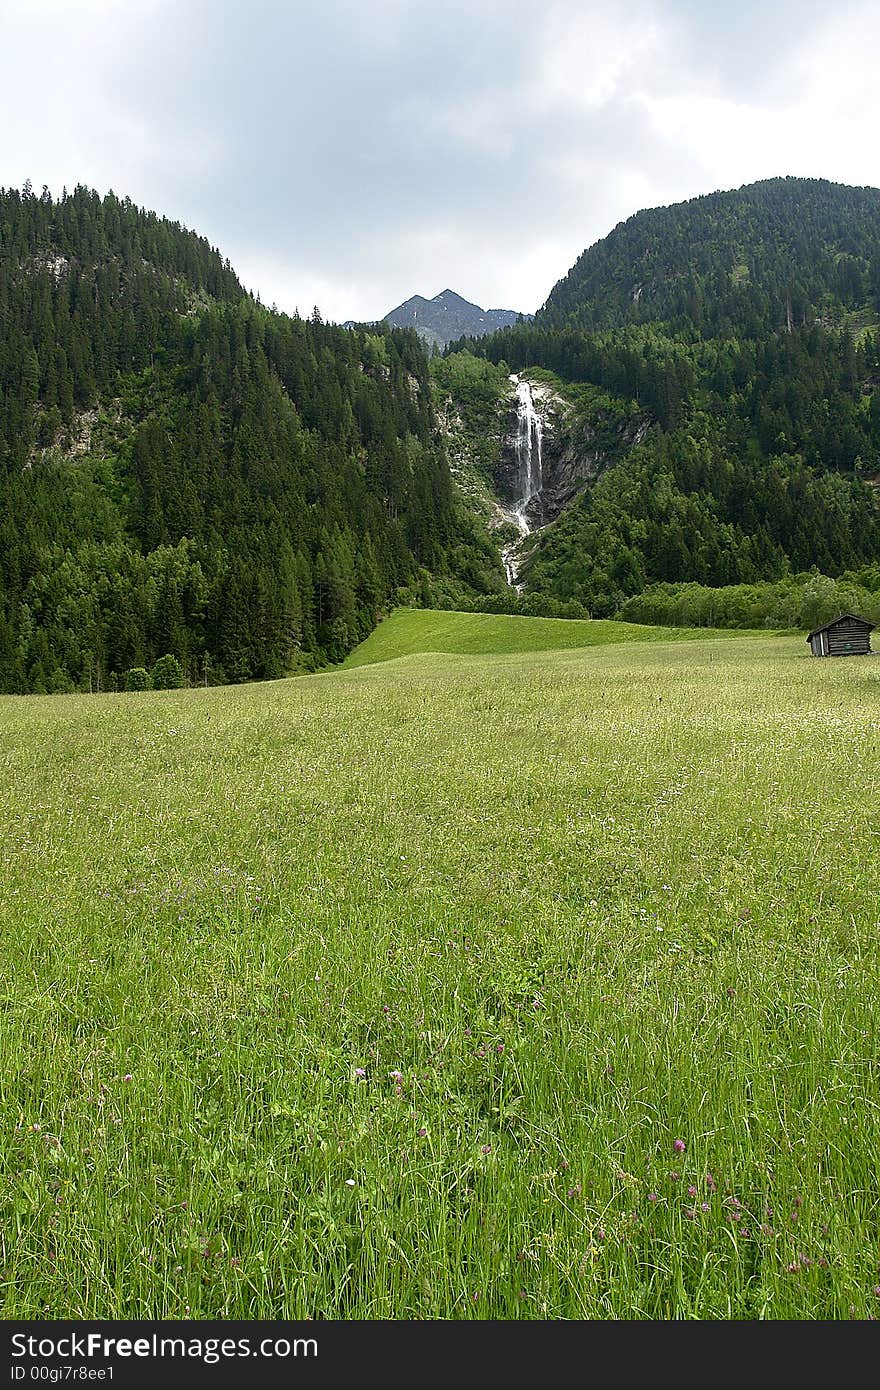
[2,635,879,1318]
[343,607,768,667]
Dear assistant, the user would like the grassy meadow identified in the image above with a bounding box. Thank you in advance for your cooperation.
[342,607,767,666]
[1,614,879,1319]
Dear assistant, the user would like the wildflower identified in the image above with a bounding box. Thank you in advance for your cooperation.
[706,1173,717,1192]
[596,1228,606,1242]
[687,1185,697,1197]
[388,1070,403,1082]
[418,1127,427,1137]
[481,1144,492,1155]
[354,1067,366,1078]
[123,1074,133,1083]
[496,1044,504,1054]
[701,1202,710,1212]
[674,1138,686,1153]
[669,1171,680,1182]
[648,1193,659,1203]
[345,1179,356,1187]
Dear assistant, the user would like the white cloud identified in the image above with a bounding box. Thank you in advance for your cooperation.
[639,3,880,195]
[530,3,663,115]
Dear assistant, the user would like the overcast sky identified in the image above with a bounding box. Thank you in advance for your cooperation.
[2,0,879,322]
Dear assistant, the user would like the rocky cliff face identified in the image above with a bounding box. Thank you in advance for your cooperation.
[494,378,649,528]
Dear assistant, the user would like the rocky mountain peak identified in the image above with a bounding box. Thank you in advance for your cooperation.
[382,288,532,349]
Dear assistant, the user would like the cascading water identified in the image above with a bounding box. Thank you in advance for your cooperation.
[513,378,543,528]
[502,376,543,587]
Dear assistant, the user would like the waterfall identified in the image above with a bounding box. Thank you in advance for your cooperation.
[501,376,543,587]
[512,378,543,533]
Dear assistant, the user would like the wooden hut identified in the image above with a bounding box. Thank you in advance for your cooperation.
[806,613,874,657]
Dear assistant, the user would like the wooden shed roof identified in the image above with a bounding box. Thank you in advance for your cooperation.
[806,612,875,641]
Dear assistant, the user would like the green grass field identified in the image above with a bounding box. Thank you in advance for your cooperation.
[342,607,766,666]
[2,615,879,1318]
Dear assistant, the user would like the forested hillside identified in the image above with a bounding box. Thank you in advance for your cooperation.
[449,178,880,616]
[541,176,880,335]
[0,185,495,693]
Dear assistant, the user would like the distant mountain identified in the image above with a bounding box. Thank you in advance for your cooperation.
[382,289,530,349]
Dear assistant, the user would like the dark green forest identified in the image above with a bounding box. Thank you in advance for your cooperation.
[0,185,496,693]
[541,175,880,335]
[449,177,880,616]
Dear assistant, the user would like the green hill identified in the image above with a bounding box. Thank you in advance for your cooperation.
[541,176,880,336]
[343,606,767,667]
